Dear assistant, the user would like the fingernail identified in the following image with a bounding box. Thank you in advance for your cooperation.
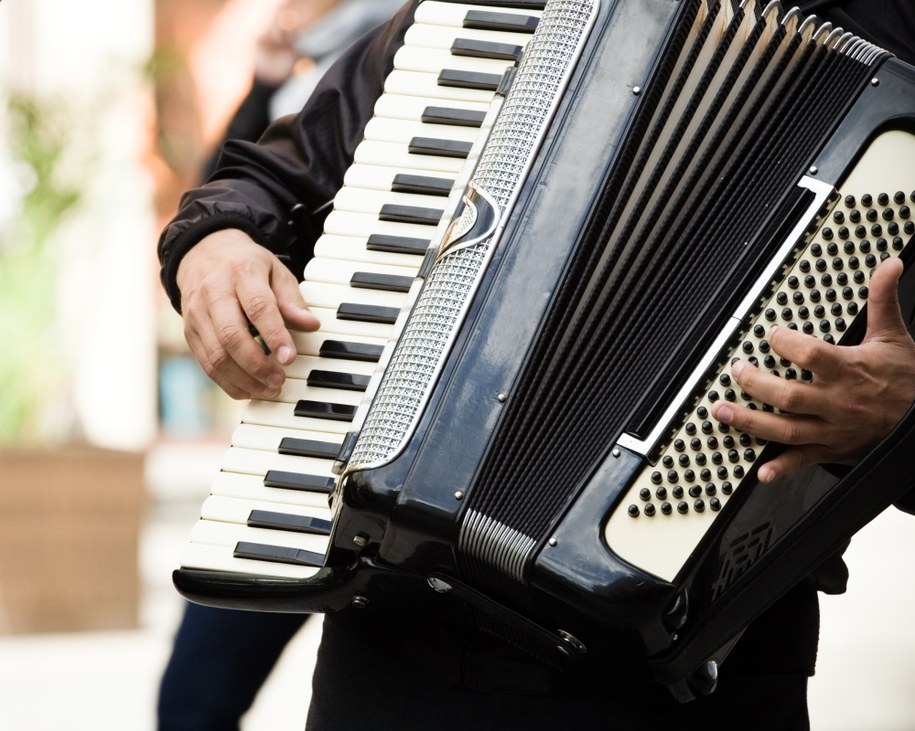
[730,359,744,378]
[267,373,284,388]
[277,346,294,364]
[713,403,734,423]
[757,465,774,484]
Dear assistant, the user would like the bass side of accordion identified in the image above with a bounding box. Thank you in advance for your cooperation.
[174,0,915,700]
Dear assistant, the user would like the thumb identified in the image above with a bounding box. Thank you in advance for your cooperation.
[273,267,320,333]
[863,256,906,341]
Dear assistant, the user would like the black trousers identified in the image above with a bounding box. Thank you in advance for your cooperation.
[157,602,308,731]
[306,585,818,730]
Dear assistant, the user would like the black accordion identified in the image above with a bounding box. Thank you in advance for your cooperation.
[174,0,915,699]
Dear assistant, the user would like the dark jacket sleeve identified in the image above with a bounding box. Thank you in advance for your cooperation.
[157,1,418,312]
[199,78,279,182]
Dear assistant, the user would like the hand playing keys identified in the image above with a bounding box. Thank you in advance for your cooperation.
[711,257,915,483]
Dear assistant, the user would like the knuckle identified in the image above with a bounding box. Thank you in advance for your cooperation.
[205,347,232,376]
[779,420,805,445]
[778,383,806,412]
[245,292,276,322]
[216,322,248,351]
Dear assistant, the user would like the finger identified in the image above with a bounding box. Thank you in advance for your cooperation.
[862,256,906,340]
[755,445,824,484]
[235,274,299,369]
[185,317,280,400]
[273,275,321,365]
[204,288,287,396]
[727,358,830,418]
[765,325,841,379]
[710,399,822,447]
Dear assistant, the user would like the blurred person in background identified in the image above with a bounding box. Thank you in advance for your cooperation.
[156,2,402,730]
[201,0,405,180]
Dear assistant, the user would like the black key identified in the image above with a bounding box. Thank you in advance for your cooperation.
[234,541,324,567]
[350,272,413,292]
[408,136,474,160]
[392,173,453,196]
[279,437,340,459]
[438,69,502,92]
[307,370,370,392]
[319,339,384,362]
[263,469,335,493]
[336,302,399,325]
[366,234,429,255]
[247,510,332,536]
[451,37,523,61]
[463,10,539,33]
[422,105,486,128]
[409,136,473,159]
[379,203,443,225]
[294,399,359,421]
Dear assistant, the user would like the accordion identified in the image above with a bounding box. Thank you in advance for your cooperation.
[174,0,915,699]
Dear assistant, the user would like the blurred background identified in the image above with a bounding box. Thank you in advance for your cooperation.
[0,1,913,729]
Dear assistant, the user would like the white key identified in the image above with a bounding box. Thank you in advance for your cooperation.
[342,163,455,194]
[300,280,409,311]
[201,494,332,526]
[303,256,419,286]
[364,116,481,146]
[180,540,321,579]
[230,422,345,452]
[190,520,329,554]
[314,234,431,267]
[242,398,358,433]
[290,328,387,356]
[220,446,337,479]
[354,138,469,172]
[297,306,396,339]
[323,209,440,239]
[373,93,490,122]
[405,22,536,51]
[415,1,542,28]
[394,45,513,76]
[278,352,380,381]
[331,185,451,217]
[209,471,332,509]
[384,70,496,104]
[268,377,366,407]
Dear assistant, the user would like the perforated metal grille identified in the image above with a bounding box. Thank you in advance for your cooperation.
[623,186,915,522]
[348,1,598,469]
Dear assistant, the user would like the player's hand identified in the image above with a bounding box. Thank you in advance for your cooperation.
[711,257,915,483]
[176,228,320,400]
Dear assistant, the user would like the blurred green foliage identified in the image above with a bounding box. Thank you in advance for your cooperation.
[0,92,87,443]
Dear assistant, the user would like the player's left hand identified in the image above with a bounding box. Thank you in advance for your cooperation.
[710,257,915,484]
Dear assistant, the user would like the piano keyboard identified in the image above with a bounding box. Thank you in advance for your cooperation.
[179,0,545,580]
